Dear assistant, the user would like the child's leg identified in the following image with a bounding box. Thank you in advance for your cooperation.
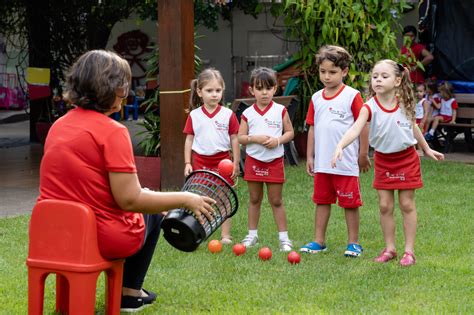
[220,218,232,243]
[247,181,264,230]
[398,189,417,253]
[314,204,331,245]
[344,207,360,244]
[377,189,396,251]
[428,116,442,135]
[266,183,287,232]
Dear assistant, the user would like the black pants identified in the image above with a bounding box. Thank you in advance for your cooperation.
[122,213,163,289]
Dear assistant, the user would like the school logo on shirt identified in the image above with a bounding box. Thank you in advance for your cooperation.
[264,118,281,129]
[252,165,269,177]
[396,120,411,129]
[214,121,229,131]
[386,171,405,181]
[328,107,346,119]
[337,190,353,199]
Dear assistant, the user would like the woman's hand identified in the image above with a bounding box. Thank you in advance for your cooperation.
[183,192,216,224]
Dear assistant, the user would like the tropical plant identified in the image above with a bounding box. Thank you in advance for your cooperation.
[137,112,161,156]
[272,0,412,131]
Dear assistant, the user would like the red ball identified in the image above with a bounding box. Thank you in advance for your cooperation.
[232,243,246,256]
[258,247,272,261]
[218,159,234,176]
[287,251,301,264]
[208,240,222,253]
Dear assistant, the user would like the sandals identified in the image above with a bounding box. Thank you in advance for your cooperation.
[373,248,397,263]
[400,251,416,267]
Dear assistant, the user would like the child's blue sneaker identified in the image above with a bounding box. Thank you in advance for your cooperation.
[299,242,327,254]
[344,243,363,257]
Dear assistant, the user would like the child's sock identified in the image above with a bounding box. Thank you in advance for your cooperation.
[429,129,435,136]
[278,231,290,242]
[248,229,258,237]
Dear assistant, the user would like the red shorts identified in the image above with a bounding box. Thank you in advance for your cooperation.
[373,146,423,190]
[243,155,285,183]
[312,173,362,208]
[192,151,234,185]
[436,114,452,123]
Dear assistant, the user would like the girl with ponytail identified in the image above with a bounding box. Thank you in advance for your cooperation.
[331,59,444,267]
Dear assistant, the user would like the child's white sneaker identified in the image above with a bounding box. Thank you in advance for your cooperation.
[241,234,258,247]
[279,239,293,252]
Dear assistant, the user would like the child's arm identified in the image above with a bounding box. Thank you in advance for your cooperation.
[184,134,194,176]
[451,109,457,124]
[420,100,430,130]
[332,107,369,168]
[306,125,315,176]
[413,124,444,161]
[431,98,441,109]
[358,123,371,173]
[238,119,270,145]
[262,111,294,149]
[230,134,240,180]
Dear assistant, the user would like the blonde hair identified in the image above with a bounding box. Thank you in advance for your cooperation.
[189,68,225,110]
[368,59,416,122]
[438,81,454,99]
[64,50,131,113]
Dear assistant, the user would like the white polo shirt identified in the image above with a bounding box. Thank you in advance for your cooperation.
[439,98,458,116]
[364,96,417,154]
[183,105,239,155]
[306,85,364,176]
[241,102,286,162]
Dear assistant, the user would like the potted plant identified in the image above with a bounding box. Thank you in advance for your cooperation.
[135,111,161,190]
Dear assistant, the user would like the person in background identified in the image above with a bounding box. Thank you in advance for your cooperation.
[401,25,434,84]
[424,81,458,141]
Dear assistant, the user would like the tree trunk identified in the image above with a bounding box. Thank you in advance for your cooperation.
[25,0,51,142]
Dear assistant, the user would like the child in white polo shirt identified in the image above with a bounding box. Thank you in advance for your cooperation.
[300,45,371,258]
[183,68,240,244]
[332,59,444,266]
[238,67,295,251]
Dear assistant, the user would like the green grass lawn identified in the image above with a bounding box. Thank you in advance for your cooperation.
[1,159,473,314]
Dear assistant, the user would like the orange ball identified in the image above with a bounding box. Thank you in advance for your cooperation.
[208,239,223,253]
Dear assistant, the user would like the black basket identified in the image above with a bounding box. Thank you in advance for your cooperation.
[161,170,238,252]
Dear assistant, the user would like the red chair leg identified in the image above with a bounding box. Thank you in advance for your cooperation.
[67,272,101,315]
[28,268,47,315]
[56,273,69,313]
[105,261,124,315]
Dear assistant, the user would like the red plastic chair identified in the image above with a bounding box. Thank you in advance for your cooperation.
[26,200,124,315]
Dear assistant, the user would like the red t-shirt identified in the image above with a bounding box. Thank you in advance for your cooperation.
[38,107,145,259]
[401,42,426,84]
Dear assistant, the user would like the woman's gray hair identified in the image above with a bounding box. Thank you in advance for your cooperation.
[64,50,131,113]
